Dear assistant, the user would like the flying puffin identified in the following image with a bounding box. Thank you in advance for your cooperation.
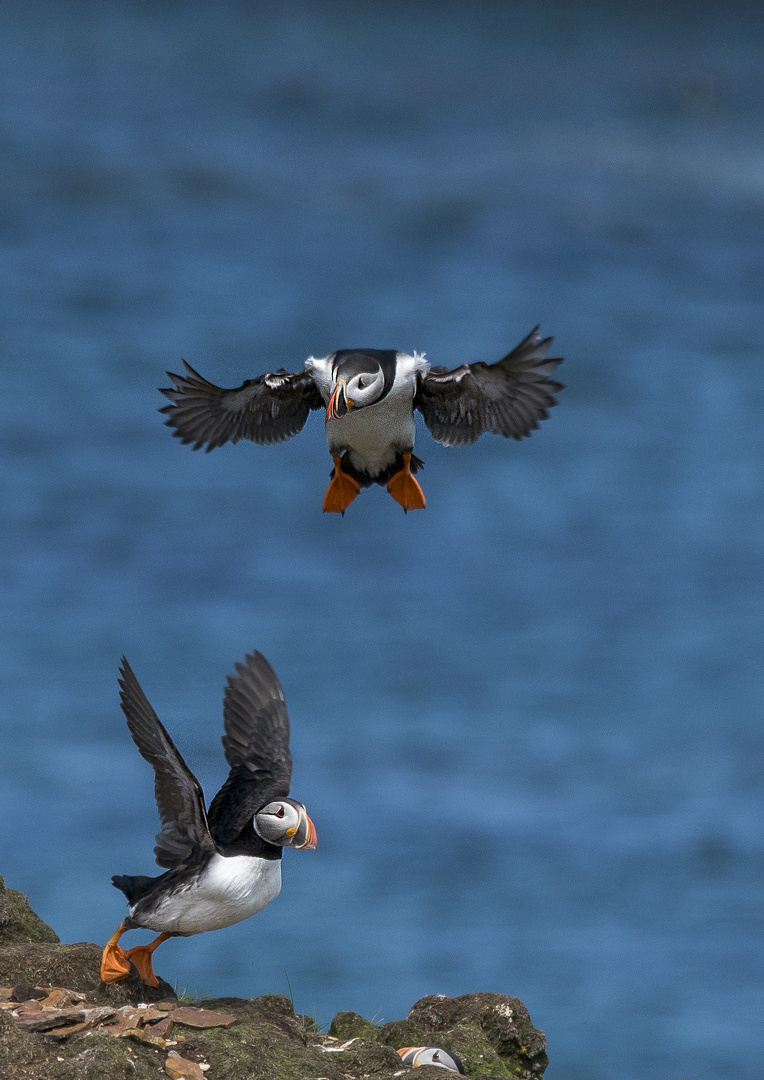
[159,326,564,514]
[100,651,317,988]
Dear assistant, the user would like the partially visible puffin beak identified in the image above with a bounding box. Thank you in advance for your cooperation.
[327,380,350,420]
[292,811,318,851]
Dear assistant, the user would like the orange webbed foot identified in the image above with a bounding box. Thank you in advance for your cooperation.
[386,454,426,512]
[124,946,158,987]
[101,944,132,983]
[323,456,361,514]
[124,932,171,988]
[101,924,132,983]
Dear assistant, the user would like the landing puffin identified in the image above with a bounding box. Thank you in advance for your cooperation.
[101,651,316,988]
[159,326,564,514]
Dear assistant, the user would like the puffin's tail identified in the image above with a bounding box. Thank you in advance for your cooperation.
[111,874,155,904]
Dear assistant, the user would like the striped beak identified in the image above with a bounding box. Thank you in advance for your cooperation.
[327,380,349,420]
[290,807,318,851]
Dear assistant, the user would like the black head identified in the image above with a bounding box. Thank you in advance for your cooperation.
[327,350,398,419]
[253,798,317,850]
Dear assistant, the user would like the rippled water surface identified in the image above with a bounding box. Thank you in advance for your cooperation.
[1,3,763,1078]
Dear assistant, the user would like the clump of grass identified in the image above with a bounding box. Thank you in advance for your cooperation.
[173,983,214,1003]
[284,971,329,1033]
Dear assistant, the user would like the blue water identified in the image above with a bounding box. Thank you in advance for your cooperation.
[1,3,763,1078]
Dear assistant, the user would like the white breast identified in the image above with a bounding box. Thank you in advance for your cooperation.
[136,855,282,936]
[309,352,428,478]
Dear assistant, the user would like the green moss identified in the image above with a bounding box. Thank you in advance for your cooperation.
[377,1016,430,1048]
[328,1010,380,1040]
[179,1029,316,1080]
[175,997,339,1080]
[379,1018,511,1077]
[388,993,549,1079]
[0,876,59,946]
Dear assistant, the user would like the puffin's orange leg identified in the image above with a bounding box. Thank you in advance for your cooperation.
[386,453,426,512]
[101,922,132,984]
[322,455,360,515]
[124,932,171,988]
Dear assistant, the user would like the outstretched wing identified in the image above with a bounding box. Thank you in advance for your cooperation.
[414,327,564,447]
[118,658,215,869]
[159,362,325,450]
[207,652,293,846]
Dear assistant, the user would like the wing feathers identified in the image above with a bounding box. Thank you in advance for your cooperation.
[207,652,293,846]
[415,327,563,447]
[159,361,324,450]
[118,658,214,870]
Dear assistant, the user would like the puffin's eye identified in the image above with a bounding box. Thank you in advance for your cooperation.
[276,806,285,818]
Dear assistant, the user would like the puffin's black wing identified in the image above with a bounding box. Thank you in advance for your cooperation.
[414,327,564,448]
[207,651,293,846]
[118,658,215,870]
[159,362,325,450]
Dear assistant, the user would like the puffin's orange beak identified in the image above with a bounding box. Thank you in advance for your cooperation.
[327,381,349,421]
[292,812,317,851]
[305,815,318,850]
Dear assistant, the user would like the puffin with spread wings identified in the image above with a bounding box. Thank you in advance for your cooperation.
[159,326,564,514]
[101,651,316,988]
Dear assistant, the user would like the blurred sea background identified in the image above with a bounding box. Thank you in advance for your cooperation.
[1,2,762,1077]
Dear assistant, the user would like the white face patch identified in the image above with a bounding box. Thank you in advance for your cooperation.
[345,369,384,408]
[254,800,301,845]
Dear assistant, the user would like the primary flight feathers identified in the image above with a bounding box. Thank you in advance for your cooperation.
[208,654,293,846]
[413,330,563,447]
[119,658,213,869]
[159,366,323,450]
